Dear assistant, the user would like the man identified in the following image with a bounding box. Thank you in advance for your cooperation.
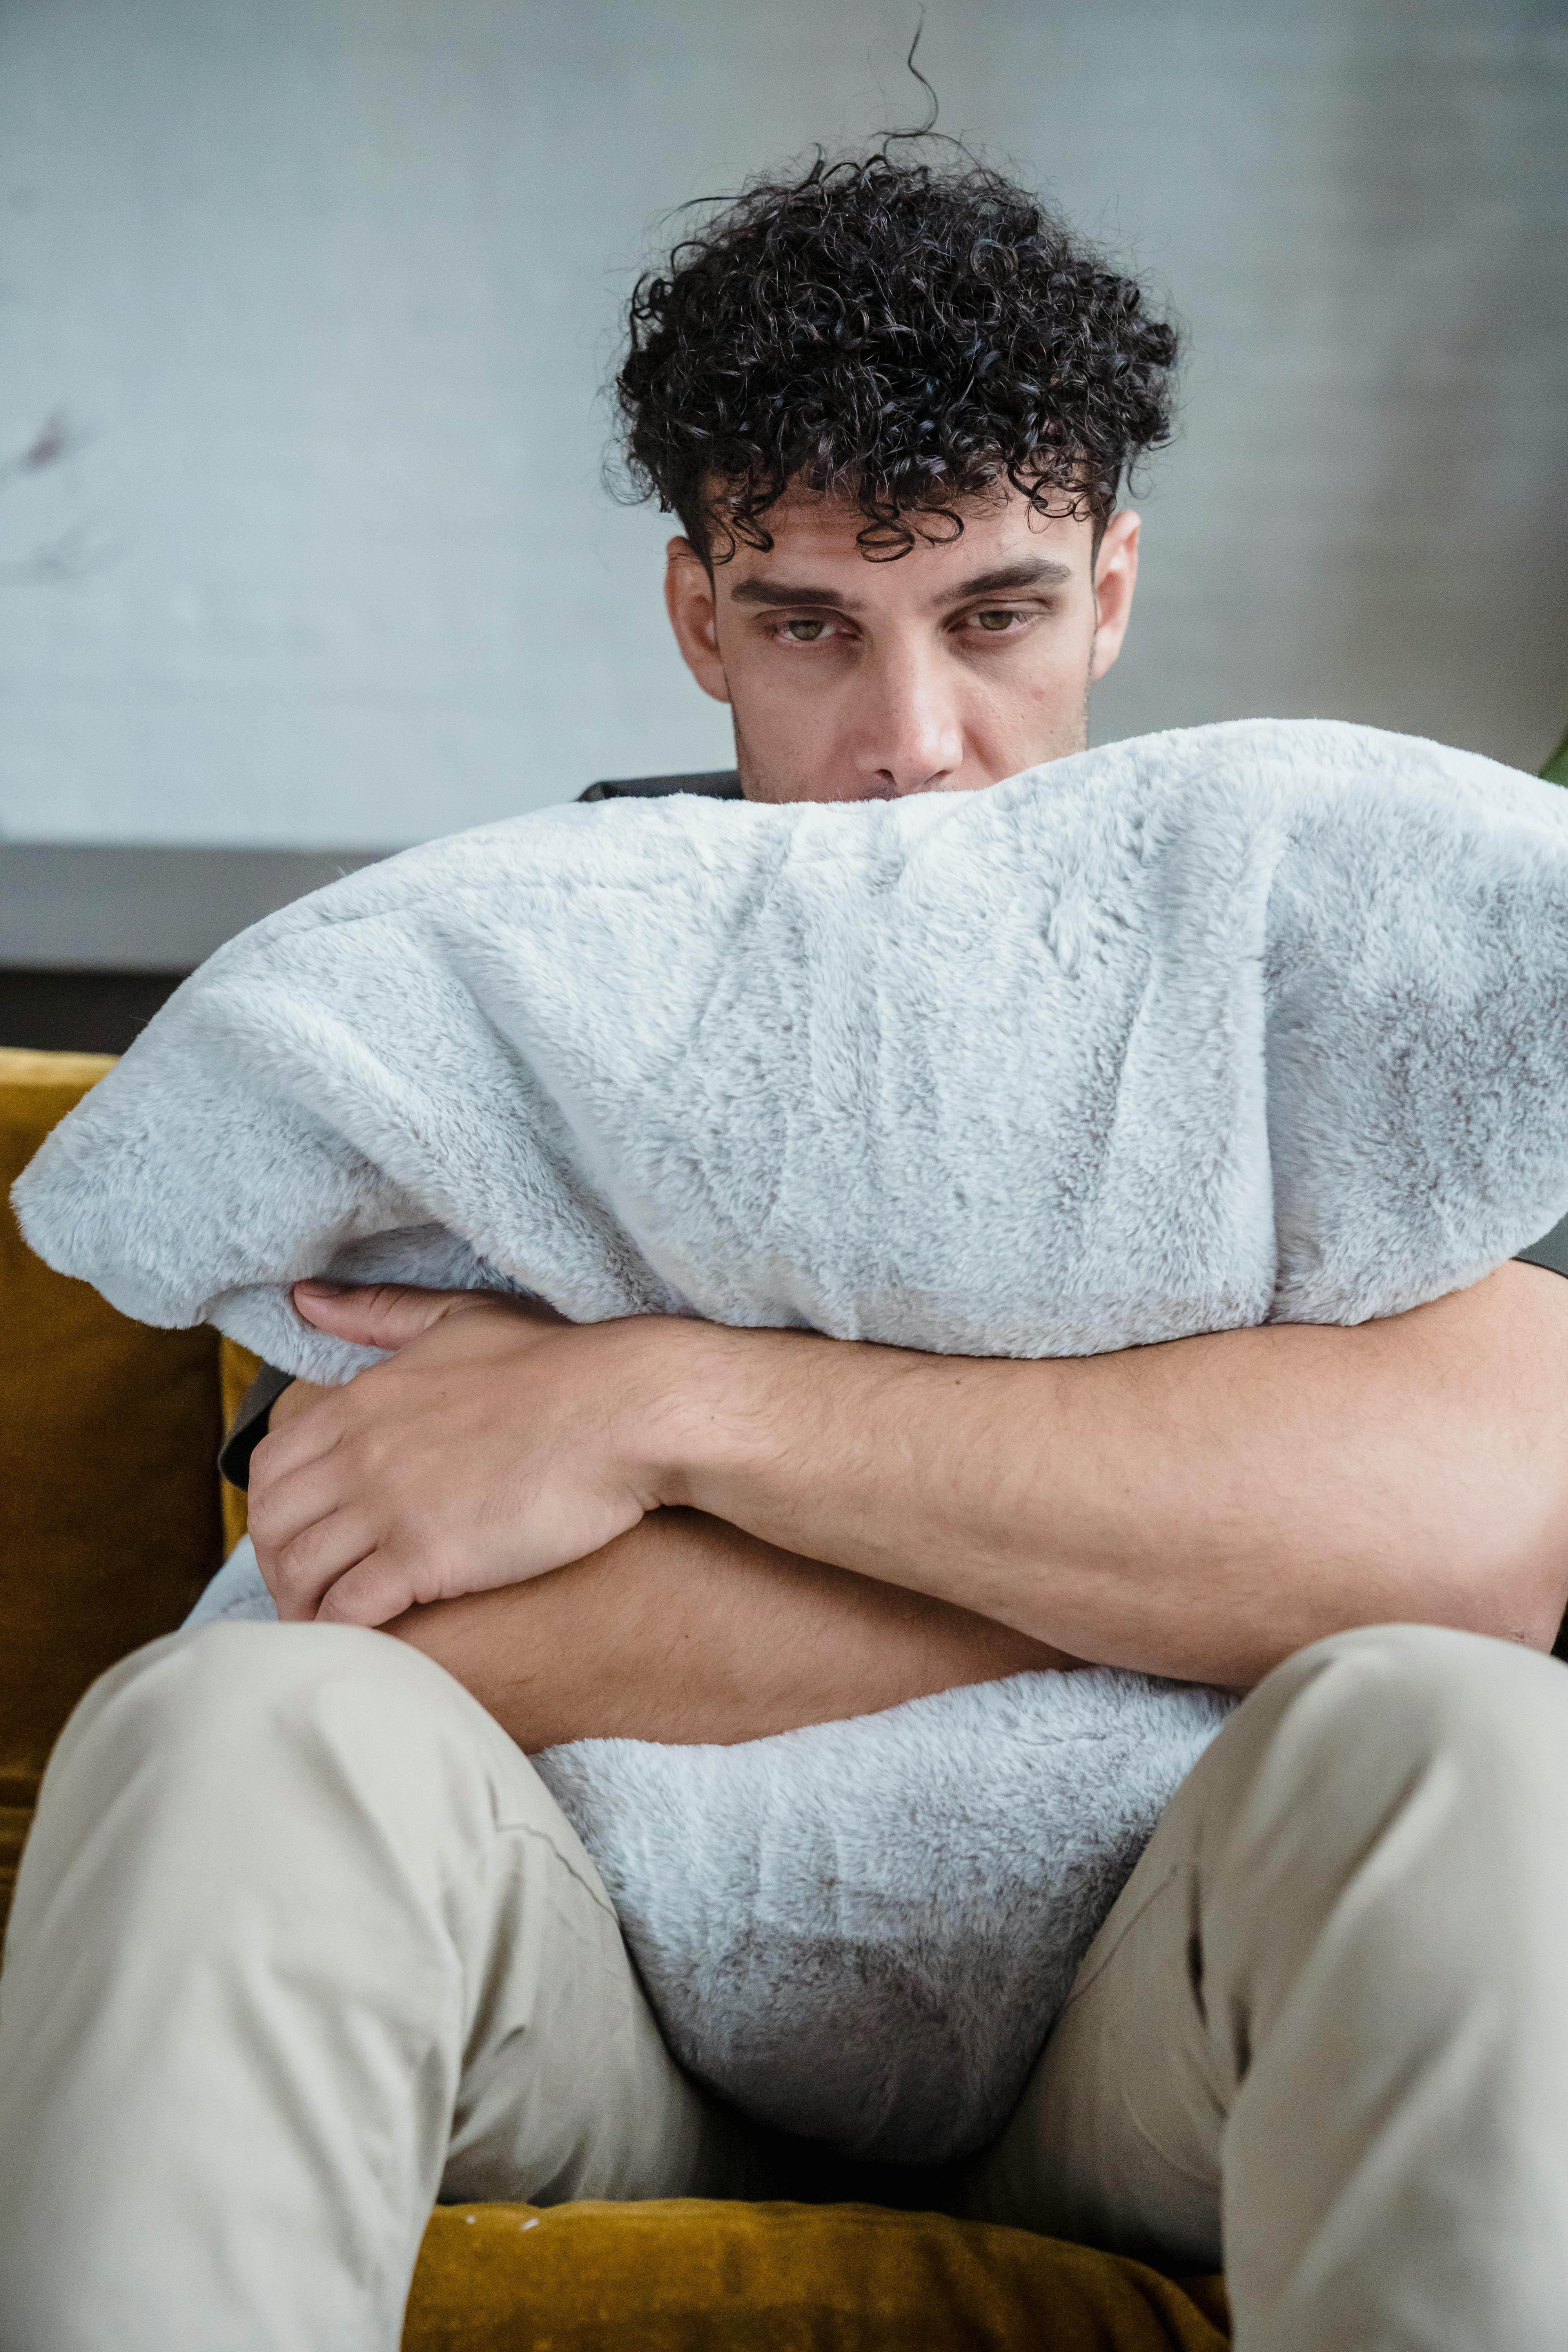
[5,152,1568,2352]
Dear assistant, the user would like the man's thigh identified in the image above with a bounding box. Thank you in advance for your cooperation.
[963,1620,1568,2312]
[961,1772,1224,2270]
[0,1622,764,2348]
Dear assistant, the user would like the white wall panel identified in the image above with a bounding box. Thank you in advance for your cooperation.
[0,0,1564,849]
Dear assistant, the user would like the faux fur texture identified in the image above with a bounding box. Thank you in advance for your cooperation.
[18,718,1568,2161]
[532,1672,1235,2159]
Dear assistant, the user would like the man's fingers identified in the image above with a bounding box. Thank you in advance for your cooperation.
[258,1503,381,1622]
[291,1280,467,1352]
[249,1385,350,1496]
[248,1441,365,1583]
[312,1552,421,1630]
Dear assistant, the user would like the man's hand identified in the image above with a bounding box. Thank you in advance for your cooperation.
[247,1281,689,1627]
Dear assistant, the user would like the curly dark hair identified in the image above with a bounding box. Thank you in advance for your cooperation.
[615,147,1180,563]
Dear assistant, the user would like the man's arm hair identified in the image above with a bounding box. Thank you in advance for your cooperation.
[659,1262,1568,1687]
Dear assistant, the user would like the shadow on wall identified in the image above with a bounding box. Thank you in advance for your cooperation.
[1328,34,1568,756]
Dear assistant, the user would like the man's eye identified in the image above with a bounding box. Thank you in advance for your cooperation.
[779,617,830,642]
[973,608,1020,632]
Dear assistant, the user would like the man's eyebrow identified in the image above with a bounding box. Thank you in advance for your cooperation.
[937,559,1074,600]
[727,578,863,611]
[726,557,1073,613]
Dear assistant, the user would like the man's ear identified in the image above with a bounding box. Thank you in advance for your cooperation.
[1088,510,1141,684]
[664,538,732,704]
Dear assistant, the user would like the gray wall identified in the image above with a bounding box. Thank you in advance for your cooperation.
[2,0,1564,855]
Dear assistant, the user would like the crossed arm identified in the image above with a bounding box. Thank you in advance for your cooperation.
[249,1263,1568,1751]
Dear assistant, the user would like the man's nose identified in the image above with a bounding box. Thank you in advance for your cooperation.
[850,638,965,797]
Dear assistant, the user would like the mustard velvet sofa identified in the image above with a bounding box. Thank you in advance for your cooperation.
[1,1044,1229,2350]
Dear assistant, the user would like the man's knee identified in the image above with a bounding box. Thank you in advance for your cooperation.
[18,1620,570,1947]
[47,1619,465,1792]
[1187,1623,1568,1921]
[1253,1620,1568,1778]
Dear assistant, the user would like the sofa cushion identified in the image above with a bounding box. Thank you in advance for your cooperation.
[219,1336,262,1553]
[0,1047,227,1934]
[404,2200,1229,2350]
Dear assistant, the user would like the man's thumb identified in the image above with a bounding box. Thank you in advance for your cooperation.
[291,1279,457,1352]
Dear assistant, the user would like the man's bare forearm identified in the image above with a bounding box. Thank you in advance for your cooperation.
[655,1264,1568,1685]
[386,1508,1076,1749]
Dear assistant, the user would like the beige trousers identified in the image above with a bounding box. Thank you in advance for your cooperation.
[1,1621,1566,2350]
